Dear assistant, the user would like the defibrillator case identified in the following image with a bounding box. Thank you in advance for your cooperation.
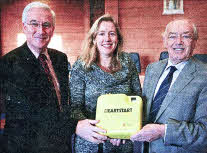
[96,94,142,139]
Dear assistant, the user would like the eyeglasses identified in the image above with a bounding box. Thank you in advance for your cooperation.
[168,33,194,41]
[27,21,52,29]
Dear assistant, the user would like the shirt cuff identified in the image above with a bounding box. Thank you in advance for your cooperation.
[164,124,167,142]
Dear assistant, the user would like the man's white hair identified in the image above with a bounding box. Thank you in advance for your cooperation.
[163,19,198,40]
[22,1,55,25]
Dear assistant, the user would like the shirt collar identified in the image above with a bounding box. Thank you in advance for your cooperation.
[166,59,188,72]
[27,42,48,59]
[32,49,48,59]
[30,48,39,59]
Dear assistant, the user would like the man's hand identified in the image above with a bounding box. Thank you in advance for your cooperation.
[76,119,107,144]
[130,124,165,142]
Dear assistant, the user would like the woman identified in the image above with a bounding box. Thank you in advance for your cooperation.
[70,14,142,153]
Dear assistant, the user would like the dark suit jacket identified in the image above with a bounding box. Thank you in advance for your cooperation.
[143,57,207,153]
[0,43,77,153]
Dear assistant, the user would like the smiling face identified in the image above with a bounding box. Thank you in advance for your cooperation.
[164,20,197,64]
[23,7,54,52]
[94,21,118,57]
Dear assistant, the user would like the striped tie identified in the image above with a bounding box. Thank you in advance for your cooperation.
[38,53,63,112]
[149,66,177,122]
[38,53,53,84]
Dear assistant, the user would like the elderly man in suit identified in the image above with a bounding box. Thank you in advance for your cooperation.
[0,2,77,153]
[131,19,207,153]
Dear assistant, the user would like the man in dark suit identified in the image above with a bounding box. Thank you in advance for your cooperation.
[131,19,207,153]
[0,2,77,153]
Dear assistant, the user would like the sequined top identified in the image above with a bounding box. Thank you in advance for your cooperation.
[69,52,142,153]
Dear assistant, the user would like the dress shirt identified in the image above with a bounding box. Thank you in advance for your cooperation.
[153,60,188,99]
[153,59,188,141]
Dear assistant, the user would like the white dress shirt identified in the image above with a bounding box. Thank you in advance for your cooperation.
[154,59,188,140]
[153,60,188,99]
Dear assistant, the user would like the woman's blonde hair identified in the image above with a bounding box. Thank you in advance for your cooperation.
[80,14,123,72]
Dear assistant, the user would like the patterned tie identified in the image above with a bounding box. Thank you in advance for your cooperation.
[38,53,63,112]
[149,66,177,122]
[38,53,53,84]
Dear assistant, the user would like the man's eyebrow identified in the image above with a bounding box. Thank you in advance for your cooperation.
[168,31,192,35]
[98,30,116,33]
[29,20,37,23]
[168,32,176,35]
[183,31,192,34]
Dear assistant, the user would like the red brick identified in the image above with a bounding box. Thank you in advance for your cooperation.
[1,0,207,71]
[1,0,85,65]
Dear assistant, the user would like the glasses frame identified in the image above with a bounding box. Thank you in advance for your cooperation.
[26,21,53,29]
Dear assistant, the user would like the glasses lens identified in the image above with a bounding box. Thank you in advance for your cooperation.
[28,21,52,29]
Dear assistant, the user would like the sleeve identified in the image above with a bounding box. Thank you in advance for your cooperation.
[60,53,70,105]
[129,58,142,96]
[0,58,6,134]
[142,64,152,98]
[164,83,207,152]
[0,57,5,114]
[69,60,87,120]
[142,64,152,125]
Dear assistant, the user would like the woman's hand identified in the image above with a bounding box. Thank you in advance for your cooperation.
[109,139,126,146]
[76,119,107,144]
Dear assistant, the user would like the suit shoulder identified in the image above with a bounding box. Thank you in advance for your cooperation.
[194,59,207,73]
[48,48,68,65]
[0,46,26,65]
[146,59,167,70]
[2,46,24,59]
[48,48,67,57]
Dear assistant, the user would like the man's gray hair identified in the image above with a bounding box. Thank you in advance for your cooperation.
[22,2,55,25]
[163,19,198,40]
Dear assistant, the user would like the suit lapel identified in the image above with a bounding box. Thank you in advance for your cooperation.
[47,49,62,84]
[47,49,63,95]
[19,43,39,65]
[146,60,168,120]
[14,43,41,83]
[22,45,57,98]
[155,58,196,122]
[48,49,58,75]
[11,43,55,99]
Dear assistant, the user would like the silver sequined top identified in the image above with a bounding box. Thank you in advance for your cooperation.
[69,52,142,153]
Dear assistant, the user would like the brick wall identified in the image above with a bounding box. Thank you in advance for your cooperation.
[1,0,207,135]
[118,0,207,72]
[1,0,207,70]
[0,0,86,64]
